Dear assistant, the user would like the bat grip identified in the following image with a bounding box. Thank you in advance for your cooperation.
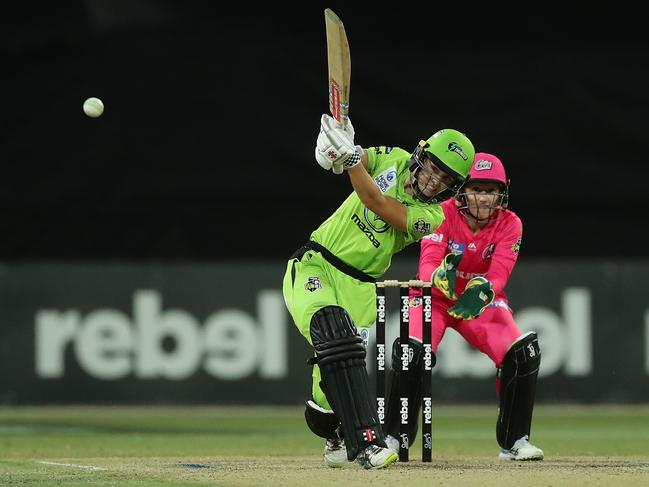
[332,116,347,175]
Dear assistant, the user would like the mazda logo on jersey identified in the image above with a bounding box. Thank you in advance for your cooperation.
[364,208,390,233]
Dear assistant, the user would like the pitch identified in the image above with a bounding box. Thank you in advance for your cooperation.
[1,404,648,486]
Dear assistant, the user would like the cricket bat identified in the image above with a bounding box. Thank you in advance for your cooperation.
[324,8,351,175]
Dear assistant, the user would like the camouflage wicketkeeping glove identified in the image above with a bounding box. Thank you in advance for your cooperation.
[431,252,463,301]
[447,276,495,320]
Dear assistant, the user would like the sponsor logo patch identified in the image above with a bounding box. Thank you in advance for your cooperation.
[351,213,381,248]
[364,208,390,233]
[482,243,495,260]
[304,277,322,292]
[326,149,340,161]
[374,166,398,193]
[359,328,369,349]
[413,219,431,234]
[447,238,465,254]
[363,428,377,442]
[458,270,486,280]
[448,142,469,160]
[512,237,522,254]
[489,299,512,312]
[474,159,493,171]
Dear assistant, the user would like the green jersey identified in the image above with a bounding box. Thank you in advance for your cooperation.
[310,146,445,278]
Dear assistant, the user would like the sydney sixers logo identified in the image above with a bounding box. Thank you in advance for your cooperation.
[482,243,495,260]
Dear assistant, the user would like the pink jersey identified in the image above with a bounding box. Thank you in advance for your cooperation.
[418,199,522,305]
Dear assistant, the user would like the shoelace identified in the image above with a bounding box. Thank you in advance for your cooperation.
[326,439,344,451]
[365,445,383,456]
[515,435,530,448]
[510,435,531,454]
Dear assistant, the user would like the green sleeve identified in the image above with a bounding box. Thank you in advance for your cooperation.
[365,146,379,174]
[365,146,405,176]
[405,204,445,242]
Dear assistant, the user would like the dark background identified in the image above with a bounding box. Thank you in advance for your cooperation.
[2,2,647,261]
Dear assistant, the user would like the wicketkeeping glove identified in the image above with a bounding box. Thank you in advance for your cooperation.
[431,252,462,300]
[447,276,495,320]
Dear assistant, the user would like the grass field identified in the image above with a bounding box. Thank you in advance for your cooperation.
[1,404,648,486]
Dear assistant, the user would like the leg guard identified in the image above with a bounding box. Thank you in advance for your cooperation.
[310,306,386,461]
[304,399,342,439]
[383,337,431,448]
[496,331,541,449]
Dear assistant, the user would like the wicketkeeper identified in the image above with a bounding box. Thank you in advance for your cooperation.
[383,152,544,461]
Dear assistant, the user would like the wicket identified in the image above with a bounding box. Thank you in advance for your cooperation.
[376,280,433,462]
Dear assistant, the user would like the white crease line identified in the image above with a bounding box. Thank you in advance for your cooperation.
[39,461,107,471]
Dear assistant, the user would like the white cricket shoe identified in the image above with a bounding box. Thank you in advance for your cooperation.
[385,434,400,454]
[324,437,347,467]
[356,444,399,469]
[499,435,544,461]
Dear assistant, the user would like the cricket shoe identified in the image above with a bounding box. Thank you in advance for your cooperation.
[499,435,544,461]
[385,434,400,455]
[323,437,347,467]
[356,444,399,469]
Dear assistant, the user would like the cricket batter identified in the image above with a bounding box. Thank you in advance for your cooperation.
[282,113,475,468]
[382,152,544,461]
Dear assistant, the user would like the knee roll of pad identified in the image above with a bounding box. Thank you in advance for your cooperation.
[310,306,366,365]
[502,331,541,376]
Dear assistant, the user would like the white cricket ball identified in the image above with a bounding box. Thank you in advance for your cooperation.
[83,97,104,118]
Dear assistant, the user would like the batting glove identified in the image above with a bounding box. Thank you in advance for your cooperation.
[315,114,361,172]
[447,276,495,320]
[431,252,462,301]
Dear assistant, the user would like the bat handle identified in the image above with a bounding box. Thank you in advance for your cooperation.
[331,116,347,175]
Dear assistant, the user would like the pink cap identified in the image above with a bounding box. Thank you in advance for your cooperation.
[470,153,507,185]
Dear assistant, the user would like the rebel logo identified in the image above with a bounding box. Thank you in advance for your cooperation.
[377,397,385,423]
[400,397,409,424]
[377,343,385,371]
[401,343,409,372]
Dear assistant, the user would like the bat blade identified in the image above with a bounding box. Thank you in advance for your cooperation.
[324,8,351,127]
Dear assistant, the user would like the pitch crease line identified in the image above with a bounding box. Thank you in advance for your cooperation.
[39,461,107,471]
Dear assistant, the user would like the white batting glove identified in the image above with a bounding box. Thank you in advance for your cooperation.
[315,114,362,172]
[322,113,355,143]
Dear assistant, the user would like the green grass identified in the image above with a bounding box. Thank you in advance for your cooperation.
[1,404,648,486]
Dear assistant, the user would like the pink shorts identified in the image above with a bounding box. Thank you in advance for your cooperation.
[408,293,521,367]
